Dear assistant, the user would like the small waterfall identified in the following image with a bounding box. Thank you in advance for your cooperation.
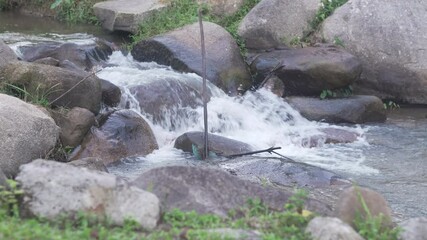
[98,51,377,175]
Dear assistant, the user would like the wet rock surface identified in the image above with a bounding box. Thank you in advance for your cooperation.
[219,157,351,189]
[287,95,386,124]
[70,109,158,165]
[19,40,113,71]
[174,131,254,157]
[131,21,252,95]
[129,78,206,128]
[68,157,109,173]
[248,46,362,96]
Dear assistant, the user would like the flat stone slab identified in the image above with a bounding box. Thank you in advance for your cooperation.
[93,0,166,33]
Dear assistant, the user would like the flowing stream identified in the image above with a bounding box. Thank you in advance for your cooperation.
[1,13,425,220]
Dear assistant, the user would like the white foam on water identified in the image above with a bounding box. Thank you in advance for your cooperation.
[98,51,378,175]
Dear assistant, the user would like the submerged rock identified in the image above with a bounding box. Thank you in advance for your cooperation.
[318,0,427,104]
[129,77,206,128]
[17,159,160,230]
[238,0,319,49]
[19,41,114,71]
[174,131,253,157]
[220,157,350,189]
[249,46,362,96]
[70,109,158,165]
[131,21,252,95]
[132,165,333,217]
[286,95,386,124]
[0,94,59,177]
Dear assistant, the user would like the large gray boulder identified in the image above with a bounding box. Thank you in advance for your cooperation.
[318,0,427,104]
[238,0,320,49]
[0,94,59,177]
[0,40,18,67]
[0,61,102,114]
[287,95,386,124]
[306,217,364,240]
[132,166,333,217]
[131,21,252,95]
[93,0,166,33]
[399,217,427,240]
[17,160,160,230]
[248,46,362,96]
[70,110,158,165]
[336,186,393,229]
[174,131,253,157]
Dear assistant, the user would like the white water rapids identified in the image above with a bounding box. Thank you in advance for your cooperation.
[97,51,377,176]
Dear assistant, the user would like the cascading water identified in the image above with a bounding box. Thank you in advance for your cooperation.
[97,51,375,178]
[1,28,425,219]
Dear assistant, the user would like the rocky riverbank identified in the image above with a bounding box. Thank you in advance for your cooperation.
[1,0,427,239]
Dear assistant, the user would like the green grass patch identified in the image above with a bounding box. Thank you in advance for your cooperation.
[0,186,316,240]
[131,0,261,54]
[50,0,102,24]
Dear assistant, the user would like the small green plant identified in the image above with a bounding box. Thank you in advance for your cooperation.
[311,0,348,30]
[383,100,400,110]
[0,180,24,217]
[320,85,353,99]
[131,0,261,55]
[333,36,345,47]
[0,82,60,107]
[50,0,100,24]
[353,189,401,240]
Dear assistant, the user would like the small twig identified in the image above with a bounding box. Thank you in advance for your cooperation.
[226,147,282,158]
[49,69,101,105]
[258,60,284,89]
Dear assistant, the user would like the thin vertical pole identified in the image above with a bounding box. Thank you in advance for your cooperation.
[198,8,208,160]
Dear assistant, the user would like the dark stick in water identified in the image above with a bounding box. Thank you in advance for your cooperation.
[198,7,209,160]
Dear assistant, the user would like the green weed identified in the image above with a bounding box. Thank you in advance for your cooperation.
[0,82,60,108]
[50,0,101,24]
[0,180,23,217]
[383,100,400,110]
[131,0,261,54]
[311,0,348,30]
[320,85,353,99]
[0,188,315,239]
[353,189,401,240]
